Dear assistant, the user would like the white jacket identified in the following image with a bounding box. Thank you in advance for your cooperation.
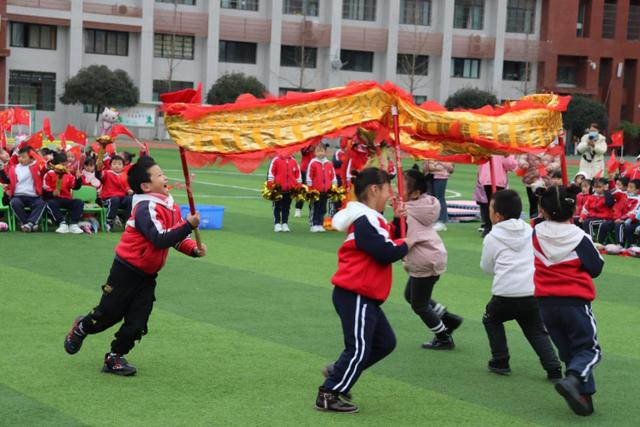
[480,218,534,297]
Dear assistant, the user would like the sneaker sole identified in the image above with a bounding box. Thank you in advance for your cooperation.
[488,367,512,376]
[554,382,591,416]
[101,366,137,376]
[314,405,359,414]
[64,316,86,355]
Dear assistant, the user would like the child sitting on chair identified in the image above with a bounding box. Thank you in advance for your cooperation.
[43,152,84,234]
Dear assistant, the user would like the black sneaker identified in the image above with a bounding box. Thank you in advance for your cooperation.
[442,313,464,334]
[102,353,137,376]
[554,374,593,416]
[322,364,353,402]
[64,316,86,355]
[488,359,512,375]
[315,387,359,413]
[422,335,455,350]
[546,368,563,384]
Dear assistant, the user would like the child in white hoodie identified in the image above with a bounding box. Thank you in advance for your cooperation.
[480,189,561,379]
[403,168,463,350]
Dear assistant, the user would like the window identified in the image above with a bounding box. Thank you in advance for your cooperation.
[154,34,194,59]
[10,22,56,49]
[85,29,128,56]
[83,105,98,114]
[577,0,591,37]
[340,49,374,72]
[506,0,535,33]
[628,0,640,40]
[502,61,530,81]
[400,0,431,26]
[220,0,258,11]
[157,0,195,4]
[281,45,317,68]
[454,0,484,29]
[283,0,319,16]
[9,70,56,111]
[602,0,616,39]
[557,65,577,86]
[279,87,315,95]
[219,40,257,64]
[343,0,376,21]
[451,58,481,78]
[413,95,427,104]
[153,80,193,102]
[397,54,429,75]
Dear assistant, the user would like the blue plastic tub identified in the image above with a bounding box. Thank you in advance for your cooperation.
[180,205,224,230]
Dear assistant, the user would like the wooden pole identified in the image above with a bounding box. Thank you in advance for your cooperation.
[179,147,202,249]
[559,134,569,186]
[391,105,406,238]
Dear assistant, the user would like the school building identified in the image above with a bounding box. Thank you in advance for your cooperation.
[0,0,638,138]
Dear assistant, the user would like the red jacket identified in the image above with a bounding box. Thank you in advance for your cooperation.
[574,192,589,217]
[306,158,337,192]
[115,193,197,275]
[299,146,314,176]
[579,192,614,221]
[5,161,44,197]
[100,170,130,199]
[611,190,628,219]
[619,194,640,221]
[533,222,603,302]
[332,148,348,185]
[267,156,301,191]
[331,202,407,302]
[43,170,81,199]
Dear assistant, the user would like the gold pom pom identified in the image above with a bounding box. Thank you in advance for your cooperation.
[261,182,283,201]
[327,185,347,202]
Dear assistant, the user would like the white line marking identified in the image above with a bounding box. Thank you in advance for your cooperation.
[166,176,261,193]
[446,189,461,199]
[165,168,260,177]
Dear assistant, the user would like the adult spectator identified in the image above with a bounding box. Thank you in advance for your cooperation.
[424,160,454,231]
[478,155,518,236]
[577,123,607,179]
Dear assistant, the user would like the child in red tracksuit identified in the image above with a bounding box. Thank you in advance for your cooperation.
[603,178,640,248]
[574,180,592,222]
[43,152,84,234]
[316,167,411,414]
[99,155,132,231]
[64,156,206,376]
[577,178,614,243]
[306,144,337,232]
[295,145,315,217]
[267,153,301,232]
[4,146,47,232]
[534,185,604,416]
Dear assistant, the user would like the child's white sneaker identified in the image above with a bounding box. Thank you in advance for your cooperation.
[294,209,302,218]
[282,223,290,232]
[317,225,326,232]
[69,224,84,234]
[433,222,447,232]
[310,225,319,232]
[56,223,69,234]
[274,223,283,232]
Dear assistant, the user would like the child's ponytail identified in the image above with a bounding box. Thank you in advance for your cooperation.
[540,185,579,222]
[352,167,390,201]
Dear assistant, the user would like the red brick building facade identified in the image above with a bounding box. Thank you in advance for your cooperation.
[538,0,640,134]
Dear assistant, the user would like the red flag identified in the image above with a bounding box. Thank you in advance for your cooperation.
[545,143,563,156]
[610,130,623,148]
[11,107,30,126]
[42,117,54,141]
[25,132,43,150]
[108,124,136,141]
[537,164,548,177]
[0,131,6,149]
[63,125,88,146]
[607,151,618,175]
[594,169,603,179]
[159,82,202,104]
[59,134,67,151]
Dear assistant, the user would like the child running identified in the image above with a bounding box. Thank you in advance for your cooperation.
[534,186,604,416]
[316,167,411,413]
[480,190,561,378]
[64,156,206,376]
[403,167,463,350]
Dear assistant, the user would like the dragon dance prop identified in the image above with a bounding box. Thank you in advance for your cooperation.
[163,81,569,172]
[162,81,569,238]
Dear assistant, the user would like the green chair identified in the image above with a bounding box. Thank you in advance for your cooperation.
[0,187,14,231]
[6,198,48,232]
[73,186,107,232]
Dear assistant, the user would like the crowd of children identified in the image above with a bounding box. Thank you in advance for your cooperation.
[0,140,143,233]
[572,155,640,251]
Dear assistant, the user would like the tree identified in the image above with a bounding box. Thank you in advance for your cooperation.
[60,65,139,120]
[444,88,498,110]
[207,73,267,105]
[396,0,432,97]
[562,95,608,138]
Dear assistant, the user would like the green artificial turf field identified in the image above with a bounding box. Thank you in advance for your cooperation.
[1,148,638,426]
